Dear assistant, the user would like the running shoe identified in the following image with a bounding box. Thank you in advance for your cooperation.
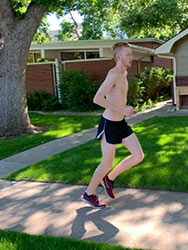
[101,175,115,199]
[81,192,107,209]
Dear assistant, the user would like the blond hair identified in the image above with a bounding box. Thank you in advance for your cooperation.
[112,42,130,61]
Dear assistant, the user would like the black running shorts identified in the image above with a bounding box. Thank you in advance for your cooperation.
[96,116,134,144]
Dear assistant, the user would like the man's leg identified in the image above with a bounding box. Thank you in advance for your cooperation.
[108,133,144,181]
[86,135,116,195]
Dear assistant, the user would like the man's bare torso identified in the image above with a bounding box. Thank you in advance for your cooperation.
[103,69,128,121]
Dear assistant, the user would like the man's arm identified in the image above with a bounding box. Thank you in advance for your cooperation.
[93,71,133,117]
[93,71,122,113]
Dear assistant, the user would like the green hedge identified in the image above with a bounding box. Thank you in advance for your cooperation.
[60,69,101,111]
[128,67,173,107]
[137,67,173,101]
[27,91,62,111]
[127,78,144,107]
[27,67,173,112]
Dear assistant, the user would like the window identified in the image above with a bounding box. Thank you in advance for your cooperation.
[61,52,84,61]
[28,52,41,63]
[28,53,34,63]
[34,53,42,62]
[28,52,55,63]
[86,51,99,59]
[61,50,100,61]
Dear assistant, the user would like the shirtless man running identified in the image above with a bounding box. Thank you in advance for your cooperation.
[81,42,144,209]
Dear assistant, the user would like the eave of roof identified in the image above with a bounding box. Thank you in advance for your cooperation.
[30,38,157,54]
[155,28,188,55]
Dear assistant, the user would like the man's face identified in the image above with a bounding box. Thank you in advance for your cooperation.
[118,47,133,68]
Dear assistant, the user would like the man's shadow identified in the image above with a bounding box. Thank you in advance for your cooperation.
[70,207,119,242]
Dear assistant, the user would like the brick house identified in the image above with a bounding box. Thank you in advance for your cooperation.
[27,39,172,100]
[155,28,188,109]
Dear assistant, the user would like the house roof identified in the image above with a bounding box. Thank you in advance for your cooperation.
[30,38,161,54]
[155,28,188,55]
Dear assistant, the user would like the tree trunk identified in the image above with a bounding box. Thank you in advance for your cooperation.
[0,46,30,137]
[0,1,47,137]
[68,9,80,39]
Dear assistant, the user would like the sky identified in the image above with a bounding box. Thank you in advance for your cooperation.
[47,12,83,30]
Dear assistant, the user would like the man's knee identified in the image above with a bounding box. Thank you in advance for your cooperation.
[101,158,114,170]
[138,150,144,163]
[132,150,144,164]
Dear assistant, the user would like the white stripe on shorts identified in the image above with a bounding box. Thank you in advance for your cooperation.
[96,118,106,139]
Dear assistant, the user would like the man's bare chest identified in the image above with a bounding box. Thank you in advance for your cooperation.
[114,78,128,95]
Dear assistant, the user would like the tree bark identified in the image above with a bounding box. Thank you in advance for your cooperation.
[0,1,47,137]
[67,9,80,38]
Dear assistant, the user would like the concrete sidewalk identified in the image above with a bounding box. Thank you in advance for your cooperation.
[0,128,97,178]
[0,180,188,250]
[1,101,188,250]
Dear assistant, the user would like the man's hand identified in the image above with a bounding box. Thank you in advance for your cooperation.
[122,106,134,117]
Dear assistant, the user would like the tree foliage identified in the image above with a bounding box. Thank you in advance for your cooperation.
[54,0,124,40]
[9,0,188,41]
[33,17,52,43]
[41,0,188,41]
[56,20,78,41]
[9,0,123,41]
[118,0,188,40]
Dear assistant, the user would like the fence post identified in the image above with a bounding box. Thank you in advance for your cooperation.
[54,59,62,104]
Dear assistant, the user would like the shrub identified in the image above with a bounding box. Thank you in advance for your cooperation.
[127,78,144,107]
[27,91,62,111]
[60,69,101,111]
[60,67,173,112]
[137,67,173,101]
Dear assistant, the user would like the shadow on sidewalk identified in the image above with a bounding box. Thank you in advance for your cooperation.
[1,181,188,249]
[70,207,119,241]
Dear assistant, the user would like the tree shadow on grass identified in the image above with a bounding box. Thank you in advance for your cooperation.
[114,116,188,192]
[5,116,188,192]
[0,115,100,160]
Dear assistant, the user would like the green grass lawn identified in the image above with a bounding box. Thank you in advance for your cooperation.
[0,230,145,250]
[5,117,188,192]
[0,114,100,160]
[4,116,188,192]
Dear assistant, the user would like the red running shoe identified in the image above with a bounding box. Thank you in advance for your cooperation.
[81,192,107,209]
[101,175,115,199]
